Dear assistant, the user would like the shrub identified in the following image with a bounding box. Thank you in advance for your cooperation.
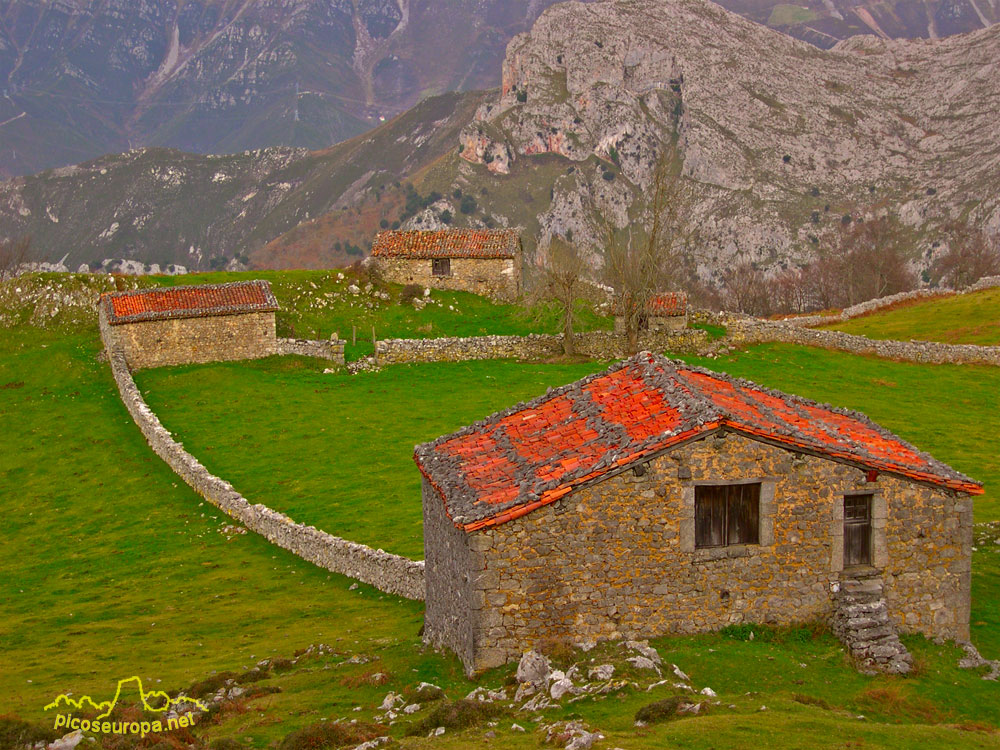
[439,210,452,225]
[186,671,237,699]
[516,89,527,103]
[399,284,423,305]
[635,697,684,724]
[379,219,389,229]
[235,667,270,684]
[209,739,248,750]
[278,721,384,750]
[0,716,59,749]
[459,195,477,215]
[602,170,615,181]
[782,154,792,163]
[404,700,504,736]
[792,693,831,710]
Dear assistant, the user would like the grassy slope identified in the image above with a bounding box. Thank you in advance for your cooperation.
[149,269,611,360]
[136,345,1000,563]
[825,288,1000,345]
[4,271,1000,748]
[0,328,445,726]
[5,332,1000,748]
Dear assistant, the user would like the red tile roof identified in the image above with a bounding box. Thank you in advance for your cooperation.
[648,292,687,316]
[371,229,520,259]
[415,352,982,532]
[612,292,688,317]
[101,280,279,325]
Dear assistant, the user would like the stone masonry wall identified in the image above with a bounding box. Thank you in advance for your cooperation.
[432,432,971,673]
[779,277,1000,328]
[277,337,345,364]
[375,257,520,301]
[100,310,278,370]
[375,329,710,366]
[107,349,424,600]
[690,311,1000,367]
[422,477,479,668]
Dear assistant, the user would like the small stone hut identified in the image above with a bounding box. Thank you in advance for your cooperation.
[371,229,521,301]
[99,280,279,370]
[416,352,980,675]
[614,292,688,334]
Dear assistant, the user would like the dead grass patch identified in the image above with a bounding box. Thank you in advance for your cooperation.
[856,686,945,723]
[339,669,391,689]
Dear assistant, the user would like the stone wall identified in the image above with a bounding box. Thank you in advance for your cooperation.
[277,337,345,364]
[106,349,424,600]
[778,277,1000,328]
[720,314,1000,366]
[374,257,520,301]
[422,477,478,668]
[100,309,278,370]
[425,432,972,674]
[375,329,710,365]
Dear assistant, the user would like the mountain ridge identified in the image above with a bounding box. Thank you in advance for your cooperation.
[2,0,998,280]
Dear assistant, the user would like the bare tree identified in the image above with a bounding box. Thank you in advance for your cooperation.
[534,235,591,356]
[722,261,772,317]
[931,222,1000,289]
[0,236,33,281]
[835,215,916,305]
[602,143,695,354]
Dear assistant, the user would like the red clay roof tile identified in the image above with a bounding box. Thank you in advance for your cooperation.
[101,281,279,325]
[415,352,982,532]
[371,229,520,259]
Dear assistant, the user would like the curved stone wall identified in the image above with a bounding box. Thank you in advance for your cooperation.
[698,312,1000,367]
[107,350,424,600]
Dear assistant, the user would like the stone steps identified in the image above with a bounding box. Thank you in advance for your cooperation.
[831,575,912,675]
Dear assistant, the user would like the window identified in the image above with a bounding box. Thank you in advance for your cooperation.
[432,257,451,277]
[695,483,760,548]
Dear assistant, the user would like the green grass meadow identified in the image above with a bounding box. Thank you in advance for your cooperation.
[826,288,1000,345]
[3,276,1000,748]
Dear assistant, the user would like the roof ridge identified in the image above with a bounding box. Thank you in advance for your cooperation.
[672,360,977,485]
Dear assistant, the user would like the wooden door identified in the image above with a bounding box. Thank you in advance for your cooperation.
[844,494,872,567]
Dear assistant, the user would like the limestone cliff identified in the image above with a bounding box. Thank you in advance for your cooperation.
[457,0,1000,278]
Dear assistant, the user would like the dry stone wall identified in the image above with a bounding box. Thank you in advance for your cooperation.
[691,311,1000,366]
[375,329,710,365]
[779,278,1000,328]
[107,350,424,600]
[277,337,345,364]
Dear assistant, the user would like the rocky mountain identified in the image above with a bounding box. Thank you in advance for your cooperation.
[718,0,998,49]
[0,90,487,270]
[2,0,999,280]
[452,0,1000,280]
[1,0,994,182]
[0,0,572,178]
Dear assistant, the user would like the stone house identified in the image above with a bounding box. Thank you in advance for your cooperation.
[99,280,280,370]
[415,352,981,675]
[614,292,688,334]
[371,229,521,301]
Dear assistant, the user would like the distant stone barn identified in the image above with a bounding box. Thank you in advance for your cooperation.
[415,352,980,675]
[614,292,688,334]
[370,229,522,301]
[99,281,280,370]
